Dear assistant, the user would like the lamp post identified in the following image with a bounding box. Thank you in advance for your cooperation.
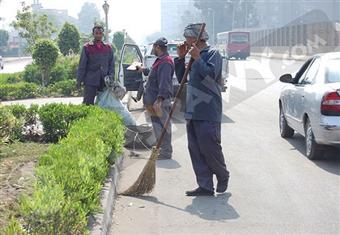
[208,8,215,45]
[102,0,110,43]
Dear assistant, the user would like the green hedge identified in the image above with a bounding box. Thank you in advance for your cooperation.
[1,104,40,142]
[0,73,23,84]
[19,107,125,234]
[38,103,90,143]
[1,104,91,143]
[0,82,39,101]
[47,80,79,97]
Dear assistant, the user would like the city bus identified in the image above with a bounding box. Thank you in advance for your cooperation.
[217,31,250,60]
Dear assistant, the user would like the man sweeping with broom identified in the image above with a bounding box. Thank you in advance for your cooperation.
[122,23,228,197]
[175,23,230,196]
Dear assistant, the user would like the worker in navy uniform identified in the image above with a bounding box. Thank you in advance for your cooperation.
[77,25,115,105]
[175,23,230,196]
[136,37,174,160]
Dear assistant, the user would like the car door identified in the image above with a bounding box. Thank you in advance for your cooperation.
[293,57,320,134]
[118,44,144,91]
[284,58,314,128]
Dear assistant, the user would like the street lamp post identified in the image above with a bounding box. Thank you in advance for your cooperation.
[208,8,215,45]
[102,0,110,43]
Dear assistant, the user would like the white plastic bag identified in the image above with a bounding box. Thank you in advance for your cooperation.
[96,89,136,126]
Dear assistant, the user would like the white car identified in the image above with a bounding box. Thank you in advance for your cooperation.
[0,56,4,70]
[279,52,340,160]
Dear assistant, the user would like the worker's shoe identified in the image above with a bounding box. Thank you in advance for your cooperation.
[185,187,214,196]
[216,177,229,193]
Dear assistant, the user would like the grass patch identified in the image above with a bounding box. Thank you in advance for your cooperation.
[0,142,50,231]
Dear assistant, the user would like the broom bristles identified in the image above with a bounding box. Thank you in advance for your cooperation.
[120,147,159,196]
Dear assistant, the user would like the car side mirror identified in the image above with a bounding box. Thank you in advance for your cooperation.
[279,74,293,83]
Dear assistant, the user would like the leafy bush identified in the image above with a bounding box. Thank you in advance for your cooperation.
[22,63,42,84]
[49,62,68,84]
[5,104,41,141]
[38,104,90,143]
[2,219,28,235]
[0,105,16,143]
[19,106,124,234]
[0,73,23,84]
[65,55,79,80]
[57,22,81,56]
[0,82,39,101]
[32,39,59,87]
[47,80,77,96]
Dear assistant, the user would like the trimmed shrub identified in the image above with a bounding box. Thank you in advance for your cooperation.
[47,79,77,96]
[0,105,16,143]
[32,39,59,87]
[65,55,79,80]
[49,62,68,84]
[22,63,42,85]
[19,106,124,234]
[0,72,23,84]
[2,219,28,235]
[38,104,90,143]
[0,82,39,101]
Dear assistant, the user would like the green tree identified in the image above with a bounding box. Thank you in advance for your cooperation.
[112,31,125,52]
[11,2,56,52]
[32,39,59,87]
[0,29,9,48]
[78,2,101,33]
[58,22,81,56]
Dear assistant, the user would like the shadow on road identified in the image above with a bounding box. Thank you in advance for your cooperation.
[132,192,239,221]
[286,134,340,176]
[185,193,239,221]
[156,159,181,169]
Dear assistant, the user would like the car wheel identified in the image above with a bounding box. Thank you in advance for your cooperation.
[305,118,324,160]
[279,106,294,138]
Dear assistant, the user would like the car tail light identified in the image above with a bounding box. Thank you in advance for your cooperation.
[321,90,340,116]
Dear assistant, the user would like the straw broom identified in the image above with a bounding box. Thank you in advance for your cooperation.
[121,23,206,196]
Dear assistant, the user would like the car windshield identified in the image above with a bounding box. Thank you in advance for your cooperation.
[167,44,178,56]
[325,59,340,83]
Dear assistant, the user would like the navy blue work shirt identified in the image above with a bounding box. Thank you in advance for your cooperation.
[174,46,223,122]
[143,53,175,106]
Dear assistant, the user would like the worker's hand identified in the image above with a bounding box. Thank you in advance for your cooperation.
[76,80,82,90]
[189,43,201,60]
[153,98,163,117]
[136,65,144,73]
[177,42,189,59]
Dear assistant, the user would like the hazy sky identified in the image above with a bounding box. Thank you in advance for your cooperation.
[0,0,161,43]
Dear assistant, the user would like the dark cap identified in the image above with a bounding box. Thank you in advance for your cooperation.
[153,37,168,47]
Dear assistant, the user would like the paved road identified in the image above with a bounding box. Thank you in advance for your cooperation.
[0,57,32,74]
[110,57,340,235]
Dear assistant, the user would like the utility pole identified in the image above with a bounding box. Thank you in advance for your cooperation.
[208,8,215,45]
[245,0,248,28]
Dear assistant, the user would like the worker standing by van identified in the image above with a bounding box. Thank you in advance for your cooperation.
[137,37,175,160]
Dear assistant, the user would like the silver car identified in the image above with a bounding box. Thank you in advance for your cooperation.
[279,52,340,160]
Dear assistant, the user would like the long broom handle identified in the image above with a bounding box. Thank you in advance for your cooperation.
[155,23,206,149]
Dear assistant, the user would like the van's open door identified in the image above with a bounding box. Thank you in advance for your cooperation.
[118,44,144,91]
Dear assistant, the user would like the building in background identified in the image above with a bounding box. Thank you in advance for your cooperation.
[31,0,78,29]
[254,0,340,29]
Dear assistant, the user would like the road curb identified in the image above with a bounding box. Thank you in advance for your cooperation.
[89,154,124,235]
[2,57,32,62]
